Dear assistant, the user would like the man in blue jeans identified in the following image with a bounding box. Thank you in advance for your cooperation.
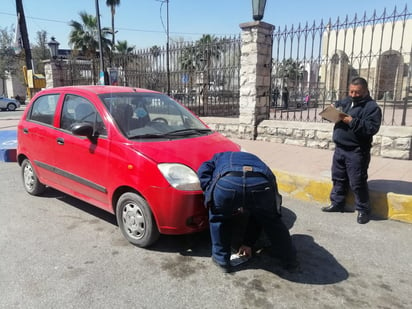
[198,151,298,273]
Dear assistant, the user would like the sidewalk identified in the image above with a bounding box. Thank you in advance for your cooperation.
[1,115,411,223]
[232,138,412,224]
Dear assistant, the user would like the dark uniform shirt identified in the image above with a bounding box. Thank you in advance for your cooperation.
[333,95,382,150]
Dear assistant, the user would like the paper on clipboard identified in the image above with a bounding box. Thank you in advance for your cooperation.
[319,105,349,123]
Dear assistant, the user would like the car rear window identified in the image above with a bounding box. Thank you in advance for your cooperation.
[28,94,59,125]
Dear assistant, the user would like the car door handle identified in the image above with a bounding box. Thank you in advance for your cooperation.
[56,137,65,145]
[23,127,29,134]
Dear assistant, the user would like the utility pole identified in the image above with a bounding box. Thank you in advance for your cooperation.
[95,0,107,85]
[15,0,32,70]
[166,0,170,95]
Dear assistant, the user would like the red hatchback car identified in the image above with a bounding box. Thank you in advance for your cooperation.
[17,86,240,247]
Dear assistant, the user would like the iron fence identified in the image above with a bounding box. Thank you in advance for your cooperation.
[110,36,241,117]
[59,5,411,125]
[270,5,412,126]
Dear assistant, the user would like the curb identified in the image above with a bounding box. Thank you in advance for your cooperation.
[273,168,412,224]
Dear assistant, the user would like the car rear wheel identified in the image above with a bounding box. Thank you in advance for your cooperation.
[116,192,160,247]
[7,103,17,111]
[21,159,46,195]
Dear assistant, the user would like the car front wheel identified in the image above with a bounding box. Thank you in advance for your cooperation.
[116,192,160,247]
[7,103,17,111]
[21,159,46,195]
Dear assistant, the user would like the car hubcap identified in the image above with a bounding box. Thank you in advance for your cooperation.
[23,164,35,190]
[122,203,145,240]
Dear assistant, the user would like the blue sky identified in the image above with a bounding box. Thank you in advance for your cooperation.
[1,0,409,49]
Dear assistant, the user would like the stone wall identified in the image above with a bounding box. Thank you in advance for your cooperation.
[202,117,412,160]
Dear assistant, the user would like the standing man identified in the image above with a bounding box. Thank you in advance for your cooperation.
[272,87,280,107]
[322,77,382,224]
[282,86,289,109]
[198,151,297,273]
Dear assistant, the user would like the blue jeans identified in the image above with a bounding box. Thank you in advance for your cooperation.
[209,175,295,265]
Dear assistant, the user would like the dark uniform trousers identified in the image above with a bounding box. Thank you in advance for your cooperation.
[330,146,371,213]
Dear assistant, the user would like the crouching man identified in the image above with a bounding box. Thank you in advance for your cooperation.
[197,151,298,273]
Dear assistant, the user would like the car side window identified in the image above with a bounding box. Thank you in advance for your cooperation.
[60,94,107,136]
[28,94,59,125]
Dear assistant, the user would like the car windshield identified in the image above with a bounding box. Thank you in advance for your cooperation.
[99,92,210,139]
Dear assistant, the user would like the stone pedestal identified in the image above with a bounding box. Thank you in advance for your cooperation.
[44,60,65,88]
[238,21,274,139]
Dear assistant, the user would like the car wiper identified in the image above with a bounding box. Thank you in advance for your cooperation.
[128,133,168,139]
[165,128,212,136]
[128,129,211,139]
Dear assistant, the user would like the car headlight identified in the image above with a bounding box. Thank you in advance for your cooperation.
[157,163,201,191]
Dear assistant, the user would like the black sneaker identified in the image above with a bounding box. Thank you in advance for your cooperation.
[212,257,231,273]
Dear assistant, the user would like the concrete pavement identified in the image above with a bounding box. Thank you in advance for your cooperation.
[232,138,412,224]
[1,113,411,223]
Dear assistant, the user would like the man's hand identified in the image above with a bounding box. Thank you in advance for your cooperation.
[237,245,252,257]
[340,113,353,124]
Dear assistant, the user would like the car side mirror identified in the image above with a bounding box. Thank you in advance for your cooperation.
[71,122,94,138]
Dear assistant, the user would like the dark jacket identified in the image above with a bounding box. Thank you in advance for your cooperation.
[197,151,281,210]
[333,95,382,150]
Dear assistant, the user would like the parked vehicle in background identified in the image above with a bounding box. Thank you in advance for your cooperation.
[17,85,240,247]
[0,96,20,111]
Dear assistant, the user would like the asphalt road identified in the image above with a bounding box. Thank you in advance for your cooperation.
[1,162,411,309]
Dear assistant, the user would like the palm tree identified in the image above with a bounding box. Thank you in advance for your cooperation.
[116,40,135,55]
[195,35,224,113]
[69,11,111,84]
[114,40,134,85]
[106,0,120,47]
[180,45,197,93]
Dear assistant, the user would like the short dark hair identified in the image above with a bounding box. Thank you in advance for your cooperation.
[351,77,368,89]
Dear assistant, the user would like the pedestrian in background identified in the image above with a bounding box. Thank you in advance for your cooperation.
[272,87,280,107]
[198,151,298,273]
[322,77,382,224]
[282,87,289,109]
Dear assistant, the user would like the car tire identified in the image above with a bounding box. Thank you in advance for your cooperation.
[7,103,17,111]
[116,192,160,247]
[21,159,46,195]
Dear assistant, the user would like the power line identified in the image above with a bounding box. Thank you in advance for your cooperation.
[0,11,236,37]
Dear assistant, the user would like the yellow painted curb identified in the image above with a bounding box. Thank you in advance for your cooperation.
[273,169,412,224]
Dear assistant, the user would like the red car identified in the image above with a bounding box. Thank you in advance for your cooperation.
[17,86,240,247]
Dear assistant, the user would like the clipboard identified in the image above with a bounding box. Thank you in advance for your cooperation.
[319,105,349,123]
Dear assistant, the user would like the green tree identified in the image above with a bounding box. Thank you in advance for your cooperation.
[194,35,224,112]
[31,30,49,75]
[114,40,134,86]
[69,11,111,83]
[275,58,304,85]
[106,0,120,47]
[116,40,134,55]
[0,26,24,95]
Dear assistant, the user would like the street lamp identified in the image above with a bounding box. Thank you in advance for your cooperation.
[252,0,267,21]
[47,36,60,60]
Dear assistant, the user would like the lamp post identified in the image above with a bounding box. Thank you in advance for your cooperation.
[47,36,63,87]
[47,36,60,60]
[251,0,267,21]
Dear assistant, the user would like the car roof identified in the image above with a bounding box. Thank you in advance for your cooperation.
[39,85,160,96]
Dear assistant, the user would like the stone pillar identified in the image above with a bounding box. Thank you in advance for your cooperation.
[44,60,65,88]
[238,21,274,139]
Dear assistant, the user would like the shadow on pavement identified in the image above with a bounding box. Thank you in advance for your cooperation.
[368,179,412,195]
[39,188,348,284]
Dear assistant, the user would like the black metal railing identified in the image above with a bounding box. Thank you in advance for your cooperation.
[270,5,412,126]
[59,5,411,125]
